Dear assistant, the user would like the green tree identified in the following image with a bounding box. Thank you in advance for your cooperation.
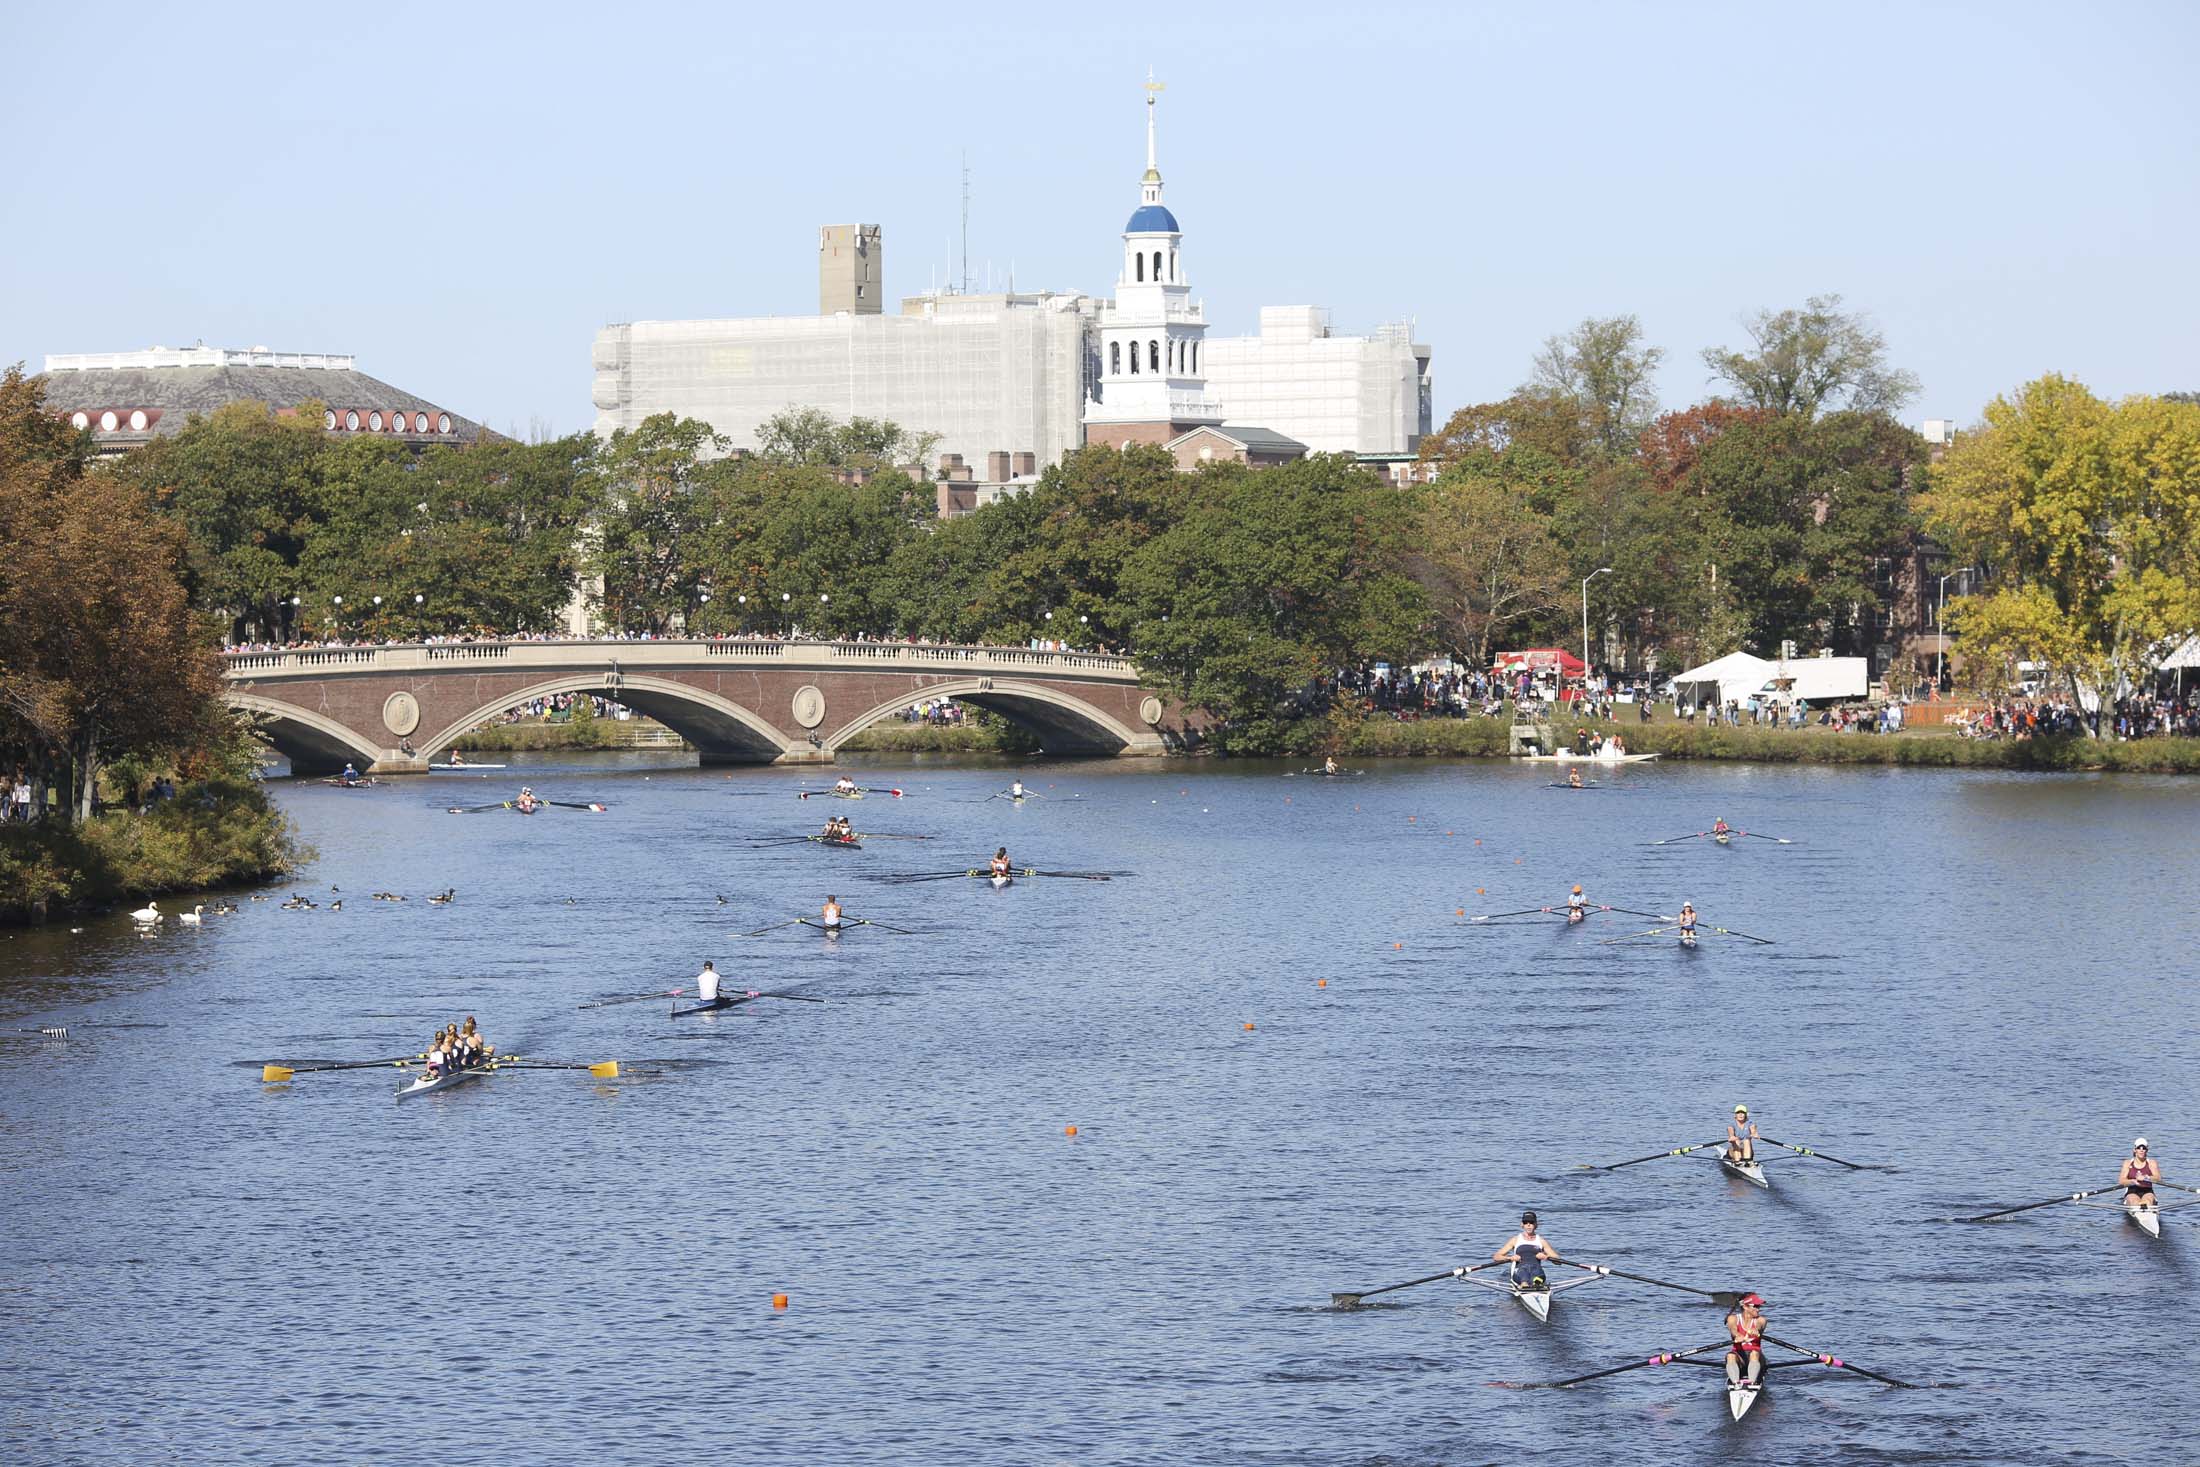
[1920,376,2200,729]
[1529,314,1664,459]
[589,414,735,634]
[1408,471,1572,667]
[1702,293,1919,419]
[755,407,939,472]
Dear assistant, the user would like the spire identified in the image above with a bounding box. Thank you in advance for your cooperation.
[1142,69,1165,201]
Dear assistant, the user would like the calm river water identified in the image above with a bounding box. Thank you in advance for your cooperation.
[3,752,2196,1465]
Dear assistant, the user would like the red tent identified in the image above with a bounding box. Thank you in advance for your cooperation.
[1493,648,1586,675]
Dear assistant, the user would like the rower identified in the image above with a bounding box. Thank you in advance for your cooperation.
[1566,884,1588,924]
[696,961,720,1003]
[516,785,538,814]
[423,1032,447,1077]
[460,1016,492,1062]
[821,895,843,931]
[2122,1138,2159,1211]
[834,775,857,794]
[1677,901,1698,940]
[448,749,467,767]
[1566,768,1584,789]
[1712,817,1731,838]
[820,814,842,838]
[1321,756,1339,776]
[1011,778,1028,799]
[1493,1210,1561,1291]
[990,846,1013,878]
[1724,1293,1767,1394]
[1727,1104,1757,1163]
[340,762,361,786]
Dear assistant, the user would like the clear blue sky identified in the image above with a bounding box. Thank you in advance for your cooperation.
[5,1,2194,439]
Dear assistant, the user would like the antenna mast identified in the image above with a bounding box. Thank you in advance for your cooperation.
[960,151,971,295]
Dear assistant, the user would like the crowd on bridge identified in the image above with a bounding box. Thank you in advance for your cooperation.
[222,629,1117,657]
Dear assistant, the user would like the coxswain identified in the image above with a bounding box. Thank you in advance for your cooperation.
[1677,901,1698,941]
[696,961,720,1003]
[821,895,843,931]
[2122,1138,2159,1211]
[516,786,538,814]
[1493,1210,1561,1291]
[990,846,1013,878]
[1566,768,1584,789]
[1727,1103,1758,1163]
[834,775,858,795]
[1566,884,1588,924]
[1724,1294,1767,1394]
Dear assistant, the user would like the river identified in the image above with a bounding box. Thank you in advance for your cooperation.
[3,752,2196,1465]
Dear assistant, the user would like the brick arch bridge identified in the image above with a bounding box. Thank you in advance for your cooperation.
[222,639,1197,774]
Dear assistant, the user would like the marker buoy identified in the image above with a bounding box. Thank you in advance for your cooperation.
[1393,942,1402,949]
[1064,1125,1078,1137]
[771,1293,788,1309]
[1243,1021,1256,1031]
[1456,908,1465,916]
[1316,979,1327,988]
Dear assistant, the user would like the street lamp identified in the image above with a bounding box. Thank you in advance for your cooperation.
[1581,567,1613,675]
[1934,567,1976,691]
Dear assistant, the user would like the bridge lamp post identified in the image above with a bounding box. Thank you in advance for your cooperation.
[1580,567,1612,679]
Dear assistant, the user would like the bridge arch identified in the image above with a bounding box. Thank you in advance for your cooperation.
[419,674,794,763]
[822,679,1156,757]
[229,693,388,771]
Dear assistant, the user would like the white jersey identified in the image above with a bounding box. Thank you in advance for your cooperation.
[697,966,720,1001]
[821,904,842,929]
[1567,893,1586,911]
[1504,1230,1554,1259]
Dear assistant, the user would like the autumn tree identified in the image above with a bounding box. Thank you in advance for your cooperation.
[1529,314,1664,459]
[1702,294,1919,419]
[1408,472,1572,667]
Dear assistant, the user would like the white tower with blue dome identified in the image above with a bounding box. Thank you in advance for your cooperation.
[1083,74,1222,448]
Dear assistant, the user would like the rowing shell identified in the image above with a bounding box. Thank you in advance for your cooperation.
[1519,751,1663,764]
[1718,1151,1770,1189]
[1728,1382,1763,1421]
[671,995,738,1019]
[1714,832,1732,846]
[1513,1281,1552,1323]
[811,835,862,849]
[396,1066,485,1101]
[2128,1202,2162,1238]
[430,763,507,770]
[990,873,1013,889]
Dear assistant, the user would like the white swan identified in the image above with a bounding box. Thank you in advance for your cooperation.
[178,904,205,925]
[130,902,162,923]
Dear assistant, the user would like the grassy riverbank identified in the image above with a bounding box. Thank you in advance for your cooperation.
[451,718,676,751]
[837,721,1040,754]
[0,778,305,923]
[1332,715,2200,773]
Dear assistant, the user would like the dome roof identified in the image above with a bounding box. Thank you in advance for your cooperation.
[1125,203,1179,234]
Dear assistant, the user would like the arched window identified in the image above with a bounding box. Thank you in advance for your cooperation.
[1191,341,1199,374]
[1129,341,1139,374]
[1149,340,1160,373]
[1170,249,1178,280]
[1109,341,1120,375]
[1153,251,1163,282]
[1135,253,1144,282]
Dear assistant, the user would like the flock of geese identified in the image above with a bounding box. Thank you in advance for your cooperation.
[128,887,456,927]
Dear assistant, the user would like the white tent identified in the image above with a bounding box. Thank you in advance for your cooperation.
[1764,657,1868,704]
[1668,652,1774,709]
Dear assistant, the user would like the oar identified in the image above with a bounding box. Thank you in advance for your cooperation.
[261,1055,419,1082]
[1500,1340,1730,1390]
[577,989,692,1009]
[1027,869,1130,880]
[1759,1332,1923,1388]
[1331,1259,1512,1308]
[1759,1136,1874,1170]
[1702,925,1776,944]
[494,1059,622,1078]
[806,917,917,935]
[2155,1180,2200,1196]
[1942,1185,2126,1223]
[1597,926,1675,945]
[445,802,512,814]
[743,988,827,1003]
[1738,831,1797,844]
[854,832,933,840]
[883,871,977,884]
[1470,906,1559,922]
[1643,831,1710,846]
[748,836,820,847]
[859,787,905,797]
[1599,906,1674,920]
[1562,1262,1744,1306]
[1579,1139,1728,1171]
[739,919,809,937]
[543,800,609,812]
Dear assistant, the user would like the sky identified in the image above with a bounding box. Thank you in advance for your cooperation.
[4,1,2195,440]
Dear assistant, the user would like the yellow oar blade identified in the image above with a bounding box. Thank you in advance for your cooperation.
[261,1064,294,1082]
[590,1060,620,1079]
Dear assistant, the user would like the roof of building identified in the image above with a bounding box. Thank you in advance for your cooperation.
[1170,423,1308,456]
[1125,203,1180,234]
[38,346,488,450]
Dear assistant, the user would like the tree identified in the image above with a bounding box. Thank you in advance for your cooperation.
[1702,294,1919,419]
[1121,457,1423,749]
[1408,472,1572,667]
[589,414,736,634]
[1529,314,1664,458]
[1919,376,2200,730]
[755,407,939,472]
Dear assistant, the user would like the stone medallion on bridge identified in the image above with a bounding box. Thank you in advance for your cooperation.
[791,685,827,729]
[382,691,421,738]
[1140,696,1163,726]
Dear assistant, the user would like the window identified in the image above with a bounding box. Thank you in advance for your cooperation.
[1130,342,1139,373]
[71,411,90,430]
[129,409,148,431]
[368,411,384,432]
[345,410,360,430]
[1135,253,1144,282]
[436,414,451,434]
[324,409,337,430]
[1191,342,1198,374]
[856,284,865,299]
[100,410,118,431]
[1109,342,1121,375]
[1152,251,1162,281]
[1170,249,1177,280]
[1149,340,1160,373]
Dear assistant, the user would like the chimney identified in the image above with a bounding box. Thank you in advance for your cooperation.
[1011,451,1035,477]
[987,450,1011,482]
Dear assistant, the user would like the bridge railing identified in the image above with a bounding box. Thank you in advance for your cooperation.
[223,639,1141,680]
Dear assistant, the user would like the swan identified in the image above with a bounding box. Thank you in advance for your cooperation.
[178,904,205,925]
[129,902,161,923]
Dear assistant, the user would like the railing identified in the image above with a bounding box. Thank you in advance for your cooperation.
[222,639,1141,680]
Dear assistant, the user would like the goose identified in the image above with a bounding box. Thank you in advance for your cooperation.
[328,900,342,912]
[129,902,162,924]
[427,889,454,905]
[178,904,205,925]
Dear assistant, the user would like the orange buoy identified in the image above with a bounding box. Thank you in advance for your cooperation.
[1456,908,1465,916]
[1243,1021,1256,1031]
[1316,979,1327,988]
[1064,1125,1078,1137]
[772,1293,789,1309]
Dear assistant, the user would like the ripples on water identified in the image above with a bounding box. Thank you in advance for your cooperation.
[2,754,2195,1465]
